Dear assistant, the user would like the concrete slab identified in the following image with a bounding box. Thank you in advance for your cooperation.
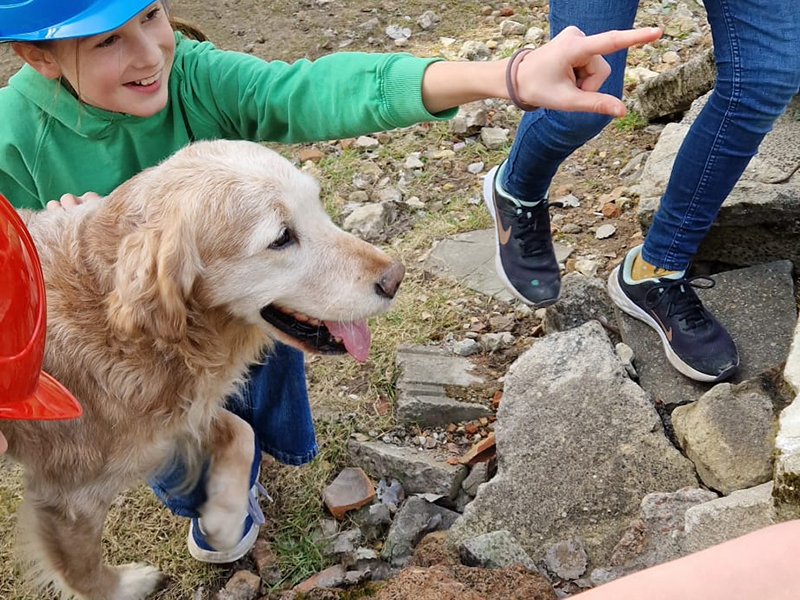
[424,229,573,303]
[637,94,800,267]
[395,345,492,427]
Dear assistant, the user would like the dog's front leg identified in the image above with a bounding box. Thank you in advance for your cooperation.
[17,487,163,600]
[197,410,258,553]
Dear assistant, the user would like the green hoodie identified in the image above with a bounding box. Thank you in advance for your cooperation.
[0,33,454,210]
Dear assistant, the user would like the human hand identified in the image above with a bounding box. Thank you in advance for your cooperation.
[0,430,7,455]
[511,26,662,117]
[46,191,101,212]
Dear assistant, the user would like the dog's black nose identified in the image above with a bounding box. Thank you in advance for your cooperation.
[375,260,405,299]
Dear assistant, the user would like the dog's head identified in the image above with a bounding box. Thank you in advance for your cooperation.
[105,140,404,361]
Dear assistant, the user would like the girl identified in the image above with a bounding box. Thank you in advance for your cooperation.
[0,0,659,564]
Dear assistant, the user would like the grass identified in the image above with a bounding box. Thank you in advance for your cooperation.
[614,110,648,132]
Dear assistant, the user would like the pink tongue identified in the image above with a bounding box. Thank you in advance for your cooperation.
[324,320,371,362]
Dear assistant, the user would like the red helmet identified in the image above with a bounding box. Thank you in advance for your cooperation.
[0,193,82,420]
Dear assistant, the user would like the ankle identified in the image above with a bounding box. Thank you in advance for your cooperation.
[630,249,680,282]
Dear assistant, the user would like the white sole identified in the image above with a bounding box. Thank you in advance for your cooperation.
[187,518,259,564]
[482,166,558,308]
[607,266,729,383]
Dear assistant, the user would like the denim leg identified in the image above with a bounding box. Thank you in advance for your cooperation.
[503,0,640,202]
[227,343,318,466]
[642,0,800,270]
[148,342,317,518]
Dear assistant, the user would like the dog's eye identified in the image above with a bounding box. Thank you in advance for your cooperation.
[268,228,295,250]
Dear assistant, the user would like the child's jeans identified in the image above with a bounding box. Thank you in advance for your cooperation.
[148,342,317,518]
[503,0,800,271]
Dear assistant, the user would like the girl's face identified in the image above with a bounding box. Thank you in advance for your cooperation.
[45,2,175,117]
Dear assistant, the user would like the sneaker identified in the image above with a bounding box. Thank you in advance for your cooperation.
[608,245,739,382]
[483,163,560,307]
[187,480,270,563]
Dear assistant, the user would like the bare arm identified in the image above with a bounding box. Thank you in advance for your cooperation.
[421,26,662,116]
[576,521,800,600]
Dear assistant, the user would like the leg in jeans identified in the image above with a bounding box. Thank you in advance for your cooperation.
[502,0,640,202]
[642,0,800,271]
[149,342,317,519]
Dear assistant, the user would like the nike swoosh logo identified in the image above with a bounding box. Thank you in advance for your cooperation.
[651,311,673,341]
[494,194,512,245]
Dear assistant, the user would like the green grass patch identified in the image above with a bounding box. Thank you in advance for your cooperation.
[614,110,648,132]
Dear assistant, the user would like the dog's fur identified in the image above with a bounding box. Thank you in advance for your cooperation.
[3,140,404,600]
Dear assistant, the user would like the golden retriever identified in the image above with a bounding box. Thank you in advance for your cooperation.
[3,139,404,600]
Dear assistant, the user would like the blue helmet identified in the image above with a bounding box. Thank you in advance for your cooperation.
[0,0,157,42]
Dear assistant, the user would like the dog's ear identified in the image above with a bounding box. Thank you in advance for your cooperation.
[107,219,201,342]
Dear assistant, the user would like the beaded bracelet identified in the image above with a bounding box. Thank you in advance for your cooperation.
[505,47,538,112]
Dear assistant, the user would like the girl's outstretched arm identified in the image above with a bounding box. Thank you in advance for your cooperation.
[421,26,662,116]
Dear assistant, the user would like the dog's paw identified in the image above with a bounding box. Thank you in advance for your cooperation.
[198,507,249,551]
[112,563,164,600]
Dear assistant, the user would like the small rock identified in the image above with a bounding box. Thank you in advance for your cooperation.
[356,135,380,149]
[406,196,425,209]
[251,539,282,586]
[298,148,324,163]
[459,40,491,61]
[405,153,425,169]
[348,190,369,203]
[560,223,582,234]
[601,202,622,218]
[375,187,403,203]
[417,10,438,30]
[458,530,538,571]
[376,478,405,508]
[462,462,490,496]
[343,203,395,241]
[293,565,347,593]
[500,20,526,36]
[479,332,515,351]
[214,571,261,600]
[544,538,588,580]
[453,339,480,356]
[619,152,650,180]
[323,467,376,520]
[431,149,456,160]
[525,26,545,45]
[322,528,362,559]
[626,66,659,84]
[385,24,412,40]
[595,224,617,239]
[359,17,379,31]
[574,258,599,278]
[467,161,485,174]
[480,127,509,150]
[557,193,581,208]
[661,51,680,65]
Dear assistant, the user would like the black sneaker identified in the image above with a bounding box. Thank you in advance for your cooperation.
[608,245,739,382]
[482,163,560,307]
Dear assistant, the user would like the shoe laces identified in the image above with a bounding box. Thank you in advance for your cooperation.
[247,481,270,527]
[511,201,552,259]
[644,275,715,329]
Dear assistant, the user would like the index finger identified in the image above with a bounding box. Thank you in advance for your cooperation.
[580,27,662,56]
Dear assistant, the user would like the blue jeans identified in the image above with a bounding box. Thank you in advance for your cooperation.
[503,0,800,270]
[149,343,318,518]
